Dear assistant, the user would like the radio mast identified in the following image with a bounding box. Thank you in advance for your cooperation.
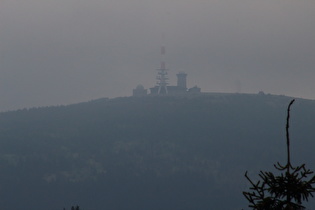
[156,46,169,94]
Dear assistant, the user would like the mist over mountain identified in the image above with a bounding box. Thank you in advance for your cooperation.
[0,93,315,210]
[1,0,315,111]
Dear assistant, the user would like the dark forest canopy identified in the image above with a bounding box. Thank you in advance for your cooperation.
[0,93,315,210]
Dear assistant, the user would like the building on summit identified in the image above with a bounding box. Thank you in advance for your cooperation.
[133,71,201,96]
[132,47,201,96]
[133,85,147,96]
[177,72,187,89]
[149,71,200,95]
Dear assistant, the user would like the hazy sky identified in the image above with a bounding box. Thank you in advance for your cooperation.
[0,0,314,111]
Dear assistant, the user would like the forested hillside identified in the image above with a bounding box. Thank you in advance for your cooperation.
[0,93,315,210]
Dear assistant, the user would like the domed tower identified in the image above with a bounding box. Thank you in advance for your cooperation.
[133,84,147,96]
[176,71,187,89]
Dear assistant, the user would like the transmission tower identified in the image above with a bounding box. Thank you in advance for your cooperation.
[156,46,169,94]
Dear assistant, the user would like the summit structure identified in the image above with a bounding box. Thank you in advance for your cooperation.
[176,72,187,89]
[156,46,169,94]
[133,47,201,96]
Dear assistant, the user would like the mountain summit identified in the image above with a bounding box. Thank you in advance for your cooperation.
[0,93,314,210]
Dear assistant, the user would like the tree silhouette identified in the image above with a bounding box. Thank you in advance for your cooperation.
[243,99,315,209]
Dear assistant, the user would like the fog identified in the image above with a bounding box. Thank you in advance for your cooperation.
[0,0,314,111]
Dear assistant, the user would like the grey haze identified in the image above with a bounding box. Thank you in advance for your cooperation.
[0,0,314,111]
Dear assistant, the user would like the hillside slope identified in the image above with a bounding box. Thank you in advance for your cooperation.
[0,93,314,210]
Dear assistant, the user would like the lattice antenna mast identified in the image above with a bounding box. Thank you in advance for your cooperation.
[156,46,169,94]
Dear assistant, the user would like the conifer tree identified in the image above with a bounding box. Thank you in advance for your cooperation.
[243,99,315,209]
